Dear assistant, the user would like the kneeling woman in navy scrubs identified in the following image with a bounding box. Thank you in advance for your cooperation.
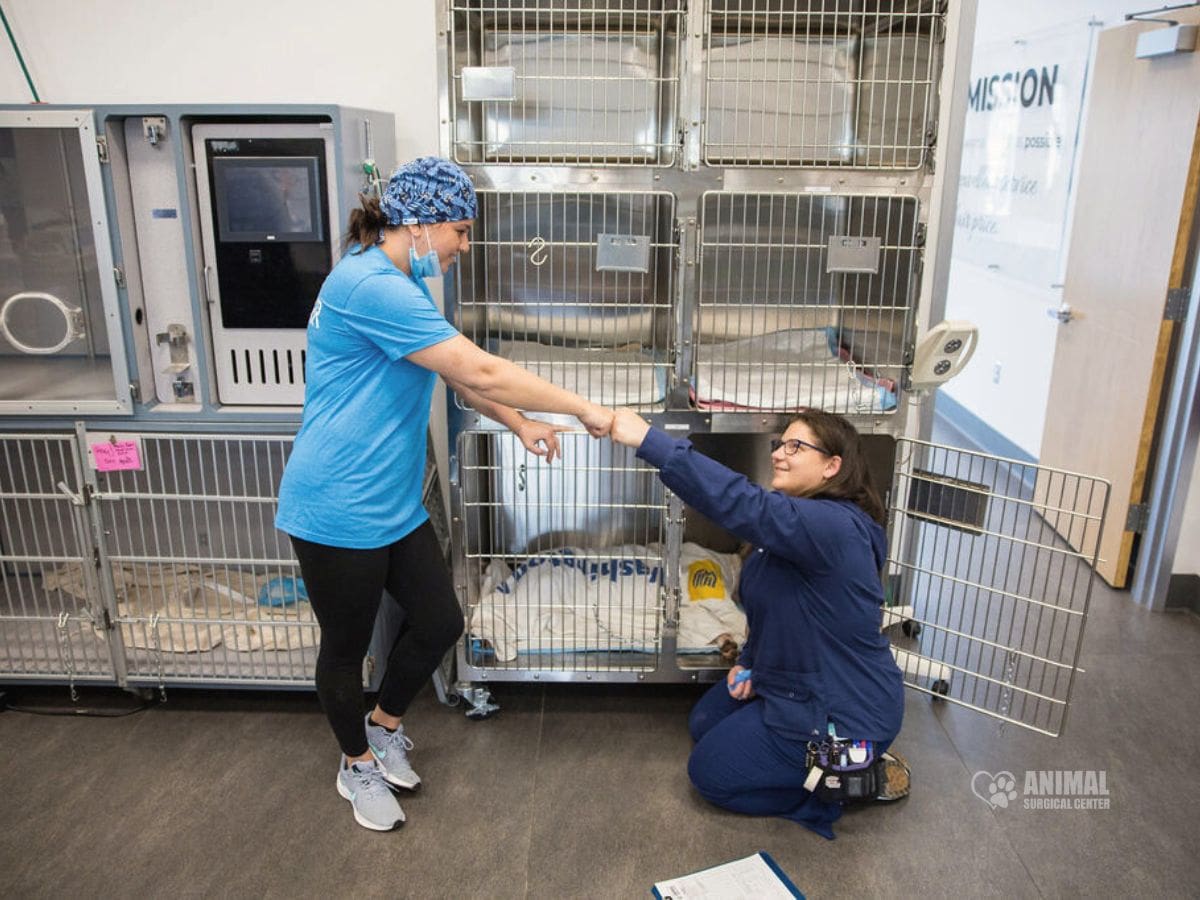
[610,408,906,839]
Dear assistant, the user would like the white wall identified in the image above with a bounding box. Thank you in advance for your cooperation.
[1176,452,1200,575]
[0,0,442,161]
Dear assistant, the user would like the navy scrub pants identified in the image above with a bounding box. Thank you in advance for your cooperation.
[687,681,889,839]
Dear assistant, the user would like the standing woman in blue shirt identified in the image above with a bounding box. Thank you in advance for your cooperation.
[276,158,613,832]
[609,407,907,839]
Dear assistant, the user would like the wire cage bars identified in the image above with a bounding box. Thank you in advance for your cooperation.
[449,0,686,165]
[0,434,114,683]
[693,191,917,413]
[703,0,943,168]
[91,434,314,687]
[455,189,677,410]
[456,430,669,675]
[886,440,1110,737]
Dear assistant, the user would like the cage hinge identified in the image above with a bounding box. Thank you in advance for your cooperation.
[112,266,126,289]
[915,223,927,247]
[1126,502,1151,534]
[1164,287,1190,321]
[96,136,109,164]
[129,382,141,404]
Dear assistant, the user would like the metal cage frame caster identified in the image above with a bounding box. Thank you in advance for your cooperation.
[457,684,500,720]
[930,679,951,699]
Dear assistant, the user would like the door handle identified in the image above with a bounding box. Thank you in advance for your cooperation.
[1047,303,1077,324]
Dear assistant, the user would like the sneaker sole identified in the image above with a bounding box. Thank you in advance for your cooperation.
[336,774,405,831]
[381,772,421,792]
[369,749,422,791]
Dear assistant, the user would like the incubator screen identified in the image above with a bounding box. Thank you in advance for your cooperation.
[213,157,322,243]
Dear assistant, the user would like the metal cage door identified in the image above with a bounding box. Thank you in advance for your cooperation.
[885,438,1111,737]
[90,432,317,688]
[0,433,120,687]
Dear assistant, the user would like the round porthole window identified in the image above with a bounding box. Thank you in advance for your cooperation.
[0,291,86,355]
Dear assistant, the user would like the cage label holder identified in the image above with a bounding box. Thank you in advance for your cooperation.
[596,233,651,273]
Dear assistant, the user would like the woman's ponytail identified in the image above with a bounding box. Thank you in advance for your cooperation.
[343,194,389,253]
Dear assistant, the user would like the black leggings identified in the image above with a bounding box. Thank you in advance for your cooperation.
[290,522,464,757]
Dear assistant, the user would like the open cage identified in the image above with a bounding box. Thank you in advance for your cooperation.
[692,191,918,414]
[448,0,686,165]
[886,440,1110,736]
[454,189,677,410]
[703,0,944,168]
[455,430,670,676]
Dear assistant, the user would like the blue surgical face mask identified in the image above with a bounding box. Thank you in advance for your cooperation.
[408,225,441,280]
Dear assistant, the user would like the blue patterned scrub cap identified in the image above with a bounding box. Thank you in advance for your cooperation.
[380,156,477,226]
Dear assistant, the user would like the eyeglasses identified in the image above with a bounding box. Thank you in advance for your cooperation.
[769,438,831,457]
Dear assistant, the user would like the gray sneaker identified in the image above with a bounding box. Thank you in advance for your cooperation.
[365,714,422,790]
[336,757,406,831]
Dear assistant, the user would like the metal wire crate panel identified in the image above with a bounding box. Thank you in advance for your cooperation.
[0,434,114,680]
[694,191,916,413]
[456,190,675,409]
[95,434,317,685]
[457,430,667,672]
[450,0,685,164]
[886,440,1110,737]
[704,0,942,168]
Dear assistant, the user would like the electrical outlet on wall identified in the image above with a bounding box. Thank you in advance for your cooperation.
[992,362,1002,385]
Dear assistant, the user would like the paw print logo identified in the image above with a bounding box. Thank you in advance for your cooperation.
[971,770,1019,809]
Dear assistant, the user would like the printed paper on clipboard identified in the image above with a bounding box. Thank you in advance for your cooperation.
[651,851,804,899]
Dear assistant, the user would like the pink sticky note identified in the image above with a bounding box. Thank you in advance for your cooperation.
[91,440,142,472]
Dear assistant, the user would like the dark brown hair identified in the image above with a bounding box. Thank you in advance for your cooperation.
[789,409,886,526]
[343,194,392,253]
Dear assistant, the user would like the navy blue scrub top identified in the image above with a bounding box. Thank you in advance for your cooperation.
[636,427,905,743]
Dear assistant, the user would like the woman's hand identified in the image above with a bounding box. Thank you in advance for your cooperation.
[578,403,615,438]
[514,417,569,464]
[726,665,754,701]
[610,408,651,448]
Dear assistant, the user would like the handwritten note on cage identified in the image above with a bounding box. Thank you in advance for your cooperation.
[90,438,144,472]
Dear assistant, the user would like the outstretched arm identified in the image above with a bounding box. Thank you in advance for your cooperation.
[611,409,846,569]
[409,335,612,437]
[446,376,568,463]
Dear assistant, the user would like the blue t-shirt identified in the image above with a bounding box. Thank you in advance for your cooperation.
[275,245,458,548]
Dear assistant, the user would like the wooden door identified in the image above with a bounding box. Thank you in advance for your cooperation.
[1039,11,1200,587]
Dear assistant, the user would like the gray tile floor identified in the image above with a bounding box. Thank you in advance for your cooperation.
[1,580,1198,899]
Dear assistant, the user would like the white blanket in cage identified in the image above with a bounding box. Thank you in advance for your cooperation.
[693,328,896,413]
[41,563,314,654]
[498,340,668,407]
[469,543,746,661]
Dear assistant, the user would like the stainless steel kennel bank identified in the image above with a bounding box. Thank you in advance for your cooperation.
[0,103,398,695]
[439,0,1110,737]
